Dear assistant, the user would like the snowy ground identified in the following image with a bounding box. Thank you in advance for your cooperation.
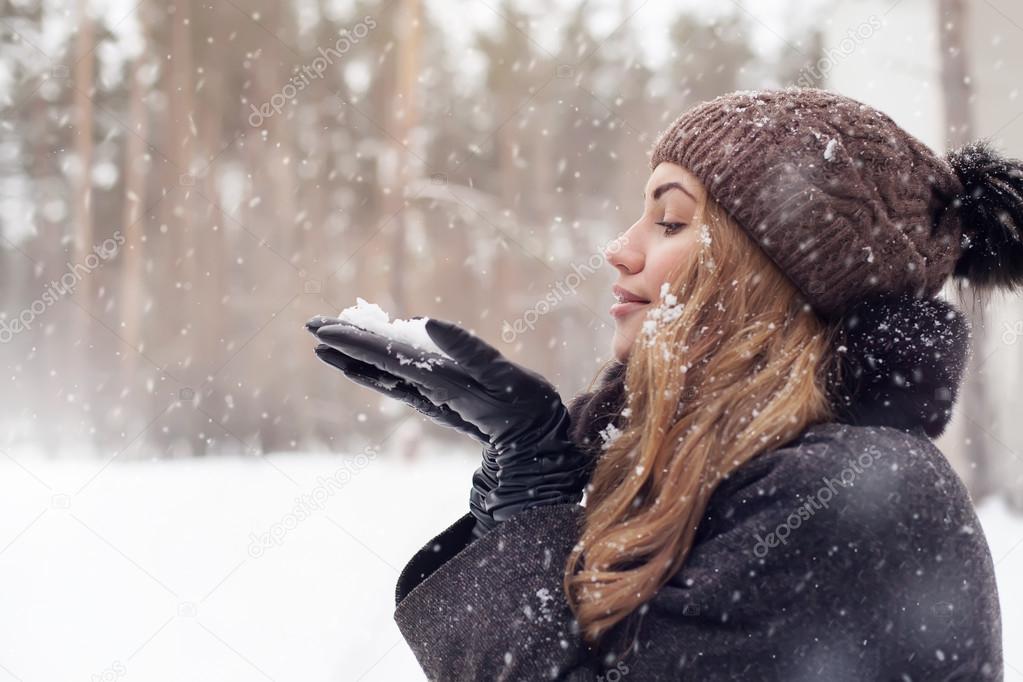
[0,447,1020,681]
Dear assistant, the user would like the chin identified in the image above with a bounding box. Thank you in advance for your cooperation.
[612,333,633,362]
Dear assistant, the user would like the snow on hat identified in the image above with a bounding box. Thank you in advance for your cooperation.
[649,87,1023,320]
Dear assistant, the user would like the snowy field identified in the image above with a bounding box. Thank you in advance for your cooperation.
[1,447,1020,682]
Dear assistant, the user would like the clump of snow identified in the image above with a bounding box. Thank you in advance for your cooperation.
[535,587,555,622]
[697,225,716,272]
[698,224,712,247]
[641,282,686,340]
[338,297,450,358]
[824,138,839,162]
[598,421,623,450]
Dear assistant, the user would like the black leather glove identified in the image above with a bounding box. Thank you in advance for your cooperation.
[307,315,501,527]
[306,316,489,442]
[307,315,590,539]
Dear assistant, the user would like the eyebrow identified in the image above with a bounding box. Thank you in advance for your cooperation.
[644,182,696,203]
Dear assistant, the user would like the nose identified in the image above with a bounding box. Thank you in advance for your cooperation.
[605,223,644,274]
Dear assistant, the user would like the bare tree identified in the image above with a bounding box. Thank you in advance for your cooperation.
[936,0,997,500]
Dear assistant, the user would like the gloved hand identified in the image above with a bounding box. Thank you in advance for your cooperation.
[307,316,502,534]
[306,315,591,539]
[306,316,490,443]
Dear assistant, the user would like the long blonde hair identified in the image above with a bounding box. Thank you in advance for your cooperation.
[564,194,840,646]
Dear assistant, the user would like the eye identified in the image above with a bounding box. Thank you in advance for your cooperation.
[655,221,687,235]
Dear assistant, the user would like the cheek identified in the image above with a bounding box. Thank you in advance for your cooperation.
[645,238,696,289]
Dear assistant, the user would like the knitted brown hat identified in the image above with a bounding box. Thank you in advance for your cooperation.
[649,88,1023,320]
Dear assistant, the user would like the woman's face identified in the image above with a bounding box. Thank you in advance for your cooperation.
[604,162,707,361]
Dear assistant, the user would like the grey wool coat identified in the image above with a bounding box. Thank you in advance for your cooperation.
[391,296,1003,681]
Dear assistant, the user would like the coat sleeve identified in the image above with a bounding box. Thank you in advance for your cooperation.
[393,502,604,681]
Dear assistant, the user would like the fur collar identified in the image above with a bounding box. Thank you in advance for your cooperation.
[826,293,970,439]
[567,294,971,449]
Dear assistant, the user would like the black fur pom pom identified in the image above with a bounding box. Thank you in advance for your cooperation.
[946,140,1023,291]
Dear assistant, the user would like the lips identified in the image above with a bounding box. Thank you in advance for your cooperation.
[610,285,651,319]
[612,285,650,304]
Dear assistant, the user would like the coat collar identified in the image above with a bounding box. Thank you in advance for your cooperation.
[569,294,971,448]
[825,293,971,439]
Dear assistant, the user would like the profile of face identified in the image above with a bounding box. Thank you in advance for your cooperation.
[604,162,708,362]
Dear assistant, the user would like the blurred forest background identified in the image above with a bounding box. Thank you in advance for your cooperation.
[1,0,1022,507]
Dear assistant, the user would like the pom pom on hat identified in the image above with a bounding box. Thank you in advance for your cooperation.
[946,140,1023,293]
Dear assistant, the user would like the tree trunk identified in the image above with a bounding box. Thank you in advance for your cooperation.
[71,0,96,452]
[119,59,149,383]
[937,0,994,500]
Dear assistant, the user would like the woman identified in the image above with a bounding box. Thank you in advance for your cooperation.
[307,89,1021,680]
